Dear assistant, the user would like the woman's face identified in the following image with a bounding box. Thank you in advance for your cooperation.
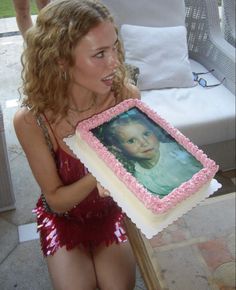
[116,122,160,160]
[69,21,119,97]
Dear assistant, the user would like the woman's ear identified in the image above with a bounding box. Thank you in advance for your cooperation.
[57,58,68,70]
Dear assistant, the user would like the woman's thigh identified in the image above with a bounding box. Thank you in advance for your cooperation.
[93,241,136,290]
[12,0,30,13]
[35,0,50,10]
[46,245,97,290]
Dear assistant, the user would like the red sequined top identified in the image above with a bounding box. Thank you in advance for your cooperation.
[33,117,126,256]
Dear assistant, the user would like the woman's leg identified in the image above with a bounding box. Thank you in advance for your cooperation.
[35,0,50,10]
[12,0,32,36]
[93,241,136,290]
[46,245,97,290]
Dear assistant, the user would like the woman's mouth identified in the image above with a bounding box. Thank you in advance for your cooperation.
[102,73,115,87]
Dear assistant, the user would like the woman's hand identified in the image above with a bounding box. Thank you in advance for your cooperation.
[97,182,110,198]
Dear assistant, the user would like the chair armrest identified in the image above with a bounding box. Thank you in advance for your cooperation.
[185,0,235,94]
[222,0,236,47]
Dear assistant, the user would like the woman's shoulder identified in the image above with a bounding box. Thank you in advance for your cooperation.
[122,82,141,101]
[13,106,41,141]
[14,107,36,129]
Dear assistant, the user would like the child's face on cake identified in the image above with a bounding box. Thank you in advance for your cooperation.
[115,122,160,161]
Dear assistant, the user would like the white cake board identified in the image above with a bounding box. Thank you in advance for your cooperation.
[65,135,222,239]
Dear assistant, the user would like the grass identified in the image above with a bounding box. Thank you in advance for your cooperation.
[0,0,38,19]
[0,0,222,19]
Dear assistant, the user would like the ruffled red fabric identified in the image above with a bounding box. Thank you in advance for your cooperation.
[33,147,127,256]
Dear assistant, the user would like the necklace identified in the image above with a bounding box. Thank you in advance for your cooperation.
[69,94,96,114]
[66,94,96,130]
[66,118,77,130]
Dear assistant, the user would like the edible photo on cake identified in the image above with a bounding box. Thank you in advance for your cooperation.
[92,107,203,198]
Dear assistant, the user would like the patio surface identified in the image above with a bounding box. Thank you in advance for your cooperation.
[0,17,235,290]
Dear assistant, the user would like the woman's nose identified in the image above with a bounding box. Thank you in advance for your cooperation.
[108,51,119,70]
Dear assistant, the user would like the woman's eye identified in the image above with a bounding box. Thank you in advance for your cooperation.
[94,51,105,58]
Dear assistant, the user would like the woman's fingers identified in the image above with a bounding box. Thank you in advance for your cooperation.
[97,182,110,197]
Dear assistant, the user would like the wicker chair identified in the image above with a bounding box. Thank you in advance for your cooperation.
[0,105,15,212]
[221,0,235,47]
[102,0,235,170]
[104,0,235,95]
[185,0,235,94]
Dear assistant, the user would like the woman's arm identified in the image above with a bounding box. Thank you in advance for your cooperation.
[14,107,97,213]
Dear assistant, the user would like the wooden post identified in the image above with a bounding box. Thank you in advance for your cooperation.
[124,217,165,290]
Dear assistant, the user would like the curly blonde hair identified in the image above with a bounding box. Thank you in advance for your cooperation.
[21,0,128,120]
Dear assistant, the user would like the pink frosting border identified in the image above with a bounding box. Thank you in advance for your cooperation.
[77,99,219,214]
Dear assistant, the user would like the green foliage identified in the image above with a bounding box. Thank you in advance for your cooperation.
[0,0,38,19]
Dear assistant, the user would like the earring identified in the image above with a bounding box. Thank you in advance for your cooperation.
[62,71,67,81]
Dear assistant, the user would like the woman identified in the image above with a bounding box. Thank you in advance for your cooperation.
[14,0,140,289]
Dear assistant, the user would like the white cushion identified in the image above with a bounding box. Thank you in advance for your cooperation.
[121,24,194,90]
[141,59,235,146]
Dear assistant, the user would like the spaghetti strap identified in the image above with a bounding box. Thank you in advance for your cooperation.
[41,113,60,148]
[36,113,56,160]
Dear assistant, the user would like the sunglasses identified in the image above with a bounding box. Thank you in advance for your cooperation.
[193,69,225,88]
